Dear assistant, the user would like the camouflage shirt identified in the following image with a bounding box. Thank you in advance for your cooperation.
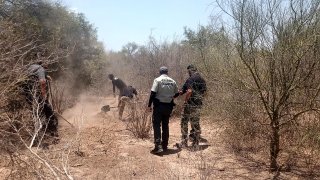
[182,72,206,106]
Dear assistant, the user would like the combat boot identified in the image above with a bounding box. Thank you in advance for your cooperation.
[191,134,200,148]
[189,133,195,142]
[191,139,199,147]
[151,144,163,154]
[161,142,168,152]
[175,139,188,149]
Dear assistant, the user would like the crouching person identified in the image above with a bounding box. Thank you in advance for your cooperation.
[118,85,138,120]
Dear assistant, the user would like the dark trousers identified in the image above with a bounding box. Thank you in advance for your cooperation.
[152,103,173,148]
[42,100,58,134]
[23,81,58,135]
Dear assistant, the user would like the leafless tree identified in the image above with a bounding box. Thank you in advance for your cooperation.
[218,0,320,171]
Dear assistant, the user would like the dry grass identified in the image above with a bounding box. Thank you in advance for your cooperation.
[50,81,76,114]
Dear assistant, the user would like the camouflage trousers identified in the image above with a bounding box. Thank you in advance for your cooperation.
[118,96,134,120]
[180,104,201,143]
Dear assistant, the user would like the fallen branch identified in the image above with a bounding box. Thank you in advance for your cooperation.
[54,112,75,129]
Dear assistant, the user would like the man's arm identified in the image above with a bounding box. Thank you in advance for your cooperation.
[40,79,47,99]
[147,79,158,111]
[184,88,192,104]
[46,75,52,81]
[148,91,156,108]
[180,83,187,95]
[112,81,116,97]
[181,79,193,103]
[180,78,191,95]
[112,81,115,94]
[200,78,207,97]
[173,93,180,98]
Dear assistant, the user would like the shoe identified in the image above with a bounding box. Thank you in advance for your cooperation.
[161,142,168,152]
[175,140,187,149]
[189,134,195,141]
[189,133,204,142]
[163,146,168,152]
[191,133,200,145]
[191,138,200,150]
[191,140,199,147]
[151,145,163,154]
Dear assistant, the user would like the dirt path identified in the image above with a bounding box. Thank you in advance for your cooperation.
[57,95,299,179]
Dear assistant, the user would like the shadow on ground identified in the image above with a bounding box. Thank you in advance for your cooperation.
[150,148,181,156]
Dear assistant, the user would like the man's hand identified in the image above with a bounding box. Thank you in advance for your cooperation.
[185,89,192,102]
[46,75,52,81]
[179,89,185,96]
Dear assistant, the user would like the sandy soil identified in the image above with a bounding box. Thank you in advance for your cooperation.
[1,95,314,179]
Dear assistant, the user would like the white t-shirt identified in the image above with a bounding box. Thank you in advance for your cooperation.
[151,74,178,103]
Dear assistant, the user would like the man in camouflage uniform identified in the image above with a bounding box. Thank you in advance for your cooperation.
[178,64,206,148]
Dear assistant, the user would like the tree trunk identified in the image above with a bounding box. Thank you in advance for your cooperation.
[269,116,280,171]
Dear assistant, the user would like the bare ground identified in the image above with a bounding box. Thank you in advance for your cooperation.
[1,95,316,179]
[55,95,316,180]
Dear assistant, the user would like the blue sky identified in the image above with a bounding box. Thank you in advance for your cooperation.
[61,0,215,51]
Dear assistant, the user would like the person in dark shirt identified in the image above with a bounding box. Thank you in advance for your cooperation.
[24,61,59,142]
[177,64,206,148]
[108,74,127,98]
[108,74,138,120]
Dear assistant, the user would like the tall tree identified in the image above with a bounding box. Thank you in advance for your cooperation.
[218,0,320,171]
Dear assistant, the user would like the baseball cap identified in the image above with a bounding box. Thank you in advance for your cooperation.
[159,66,168,74]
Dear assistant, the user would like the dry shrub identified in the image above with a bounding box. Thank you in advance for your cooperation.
[211,84,268,154]
[0,67,75,179]
[49,81,76,114]
[127,106,152,139]
[1,111,118,179]
[1,95,74,179]
[171,98,184,117]
[280,112,320,172]
[126,95,152,139]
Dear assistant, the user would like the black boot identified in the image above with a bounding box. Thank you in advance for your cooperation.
[151,144,163,154]
[161,142,168,152]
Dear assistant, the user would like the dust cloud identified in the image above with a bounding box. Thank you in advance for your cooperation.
[61,94,118,128]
